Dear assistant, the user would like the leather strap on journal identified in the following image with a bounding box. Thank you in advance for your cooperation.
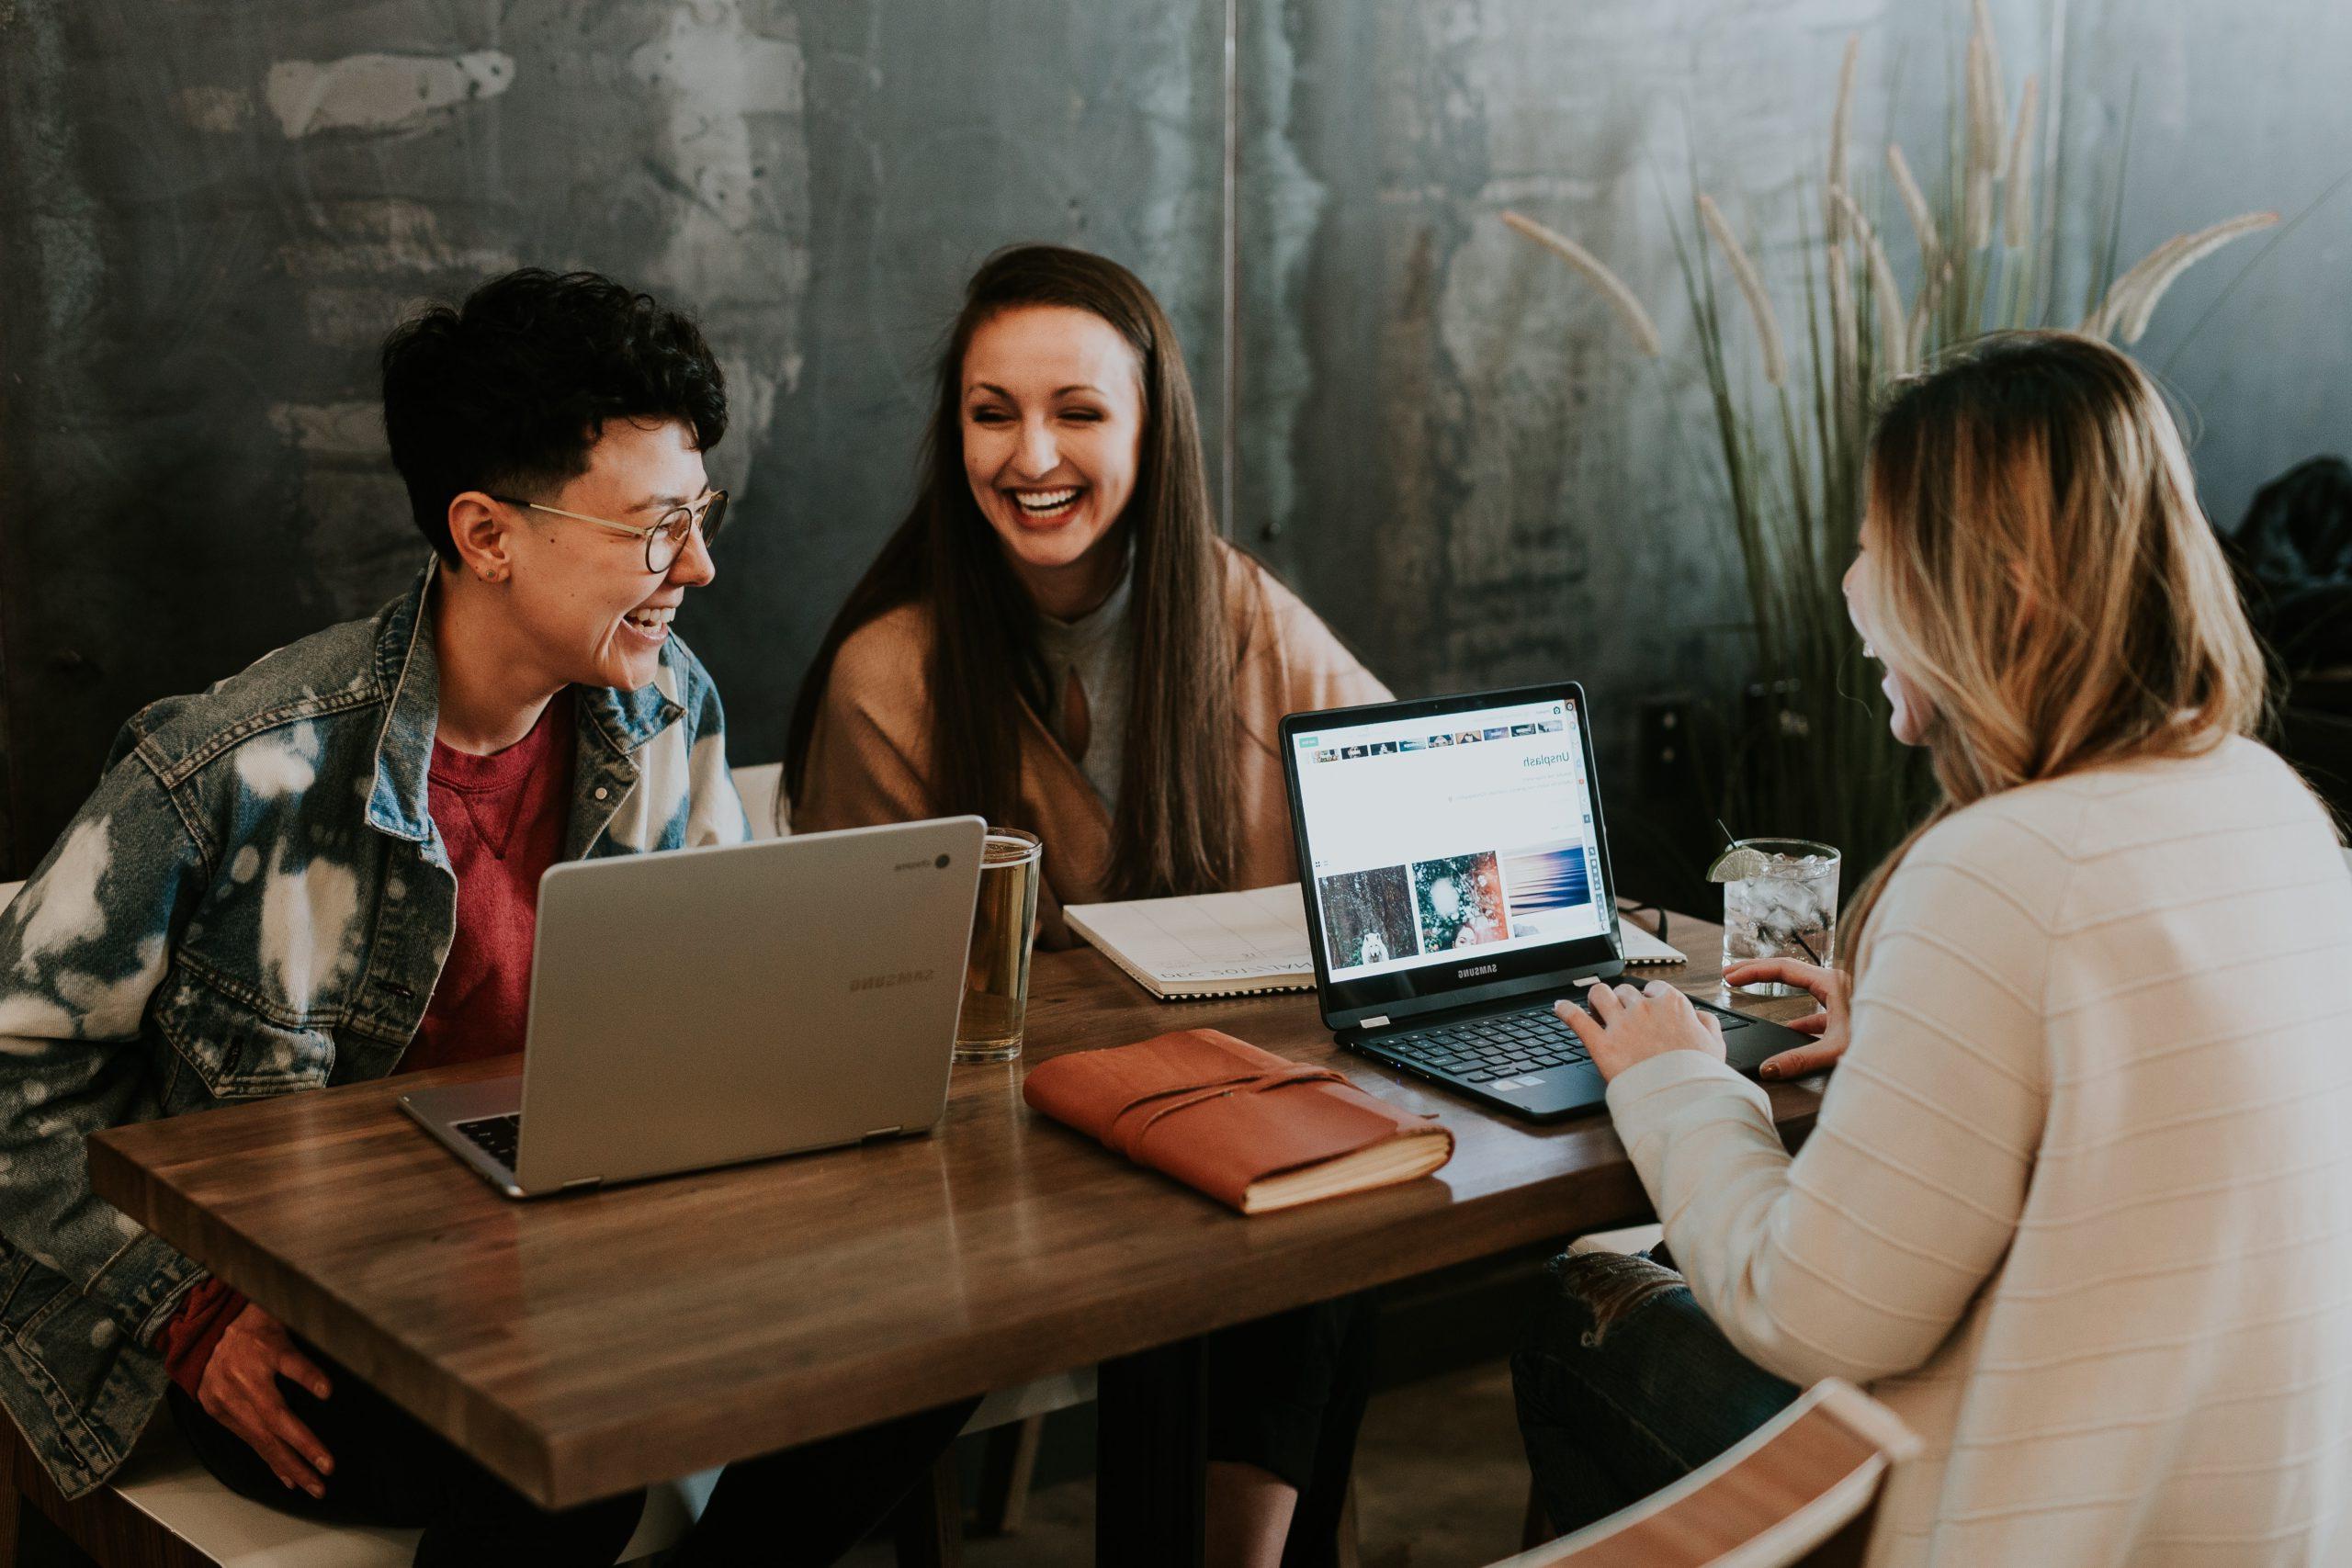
[1102,1061,1351,1162]
[1023,1027,1453,1212]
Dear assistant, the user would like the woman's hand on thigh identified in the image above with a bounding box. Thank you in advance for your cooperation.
[198,1303,336,1498]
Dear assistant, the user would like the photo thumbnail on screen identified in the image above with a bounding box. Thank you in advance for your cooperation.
[1500,839,1597,939]
[1317,864,1419,969]
[1411,851,1508,952]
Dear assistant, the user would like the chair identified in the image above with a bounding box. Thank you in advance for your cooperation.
[733,761,784,840]
[884,1371,1098,1567]
[1492,1379,1917,1568]
[0,1408,713,1568]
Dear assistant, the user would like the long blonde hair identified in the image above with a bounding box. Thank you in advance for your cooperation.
[1842,332,2267,968]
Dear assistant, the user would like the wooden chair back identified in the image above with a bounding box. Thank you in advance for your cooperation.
[1492,1379,1918,1568]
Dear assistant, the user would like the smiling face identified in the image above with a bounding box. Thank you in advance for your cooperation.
[501,416,716,693]
[1843,510,1933,746]
[959,304,1144,614]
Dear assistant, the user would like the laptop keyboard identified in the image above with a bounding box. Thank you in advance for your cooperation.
[1374,997,1750,1085]
[454,1113,522,1168]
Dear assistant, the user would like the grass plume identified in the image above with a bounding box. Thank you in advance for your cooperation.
[2086,211,2280,342]
[1500,210,1665,355]
[1699,194,1790,386]
[1504,3,2281,882]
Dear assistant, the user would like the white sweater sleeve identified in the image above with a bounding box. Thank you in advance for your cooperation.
[1605,807,2065,1386]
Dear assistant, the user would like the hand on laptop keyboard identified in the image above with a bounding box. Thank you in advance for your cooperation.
[1555,979,1724,1082]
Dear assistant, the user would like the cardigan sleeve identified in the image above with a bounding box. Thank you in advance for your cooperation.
[787,615,936,834]
[1283,612,1389,711]
[1603,806,2064,1386]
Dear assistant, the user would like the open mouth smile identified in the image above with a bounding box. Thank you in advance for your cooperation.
[1008,486,1083,522]
[621,604,676,644]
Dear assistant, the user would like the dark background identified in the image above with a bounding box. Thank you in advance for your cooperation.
[5,0,2347,882]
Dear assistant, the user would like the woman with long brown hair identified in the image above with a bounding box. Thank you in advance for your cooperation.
[785,243,1386,940]
[787,244,1387,1568]
[1513,333,2352,1564]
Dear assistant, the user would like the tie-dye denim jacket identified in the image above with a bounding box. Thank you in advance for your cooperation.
[0,561,748,1497]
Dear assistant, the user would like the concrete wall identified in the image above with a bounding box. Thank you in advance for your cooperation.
[1246,0,2352,725]
[3,0,2346,874]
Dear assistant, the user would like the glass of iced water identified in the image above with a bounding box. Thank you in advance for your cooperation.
[1712,839,1840,997]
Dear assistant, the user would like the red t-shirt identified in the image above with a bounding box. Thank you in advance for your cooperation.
[402,688,575,1073]
[159,692,576,1394]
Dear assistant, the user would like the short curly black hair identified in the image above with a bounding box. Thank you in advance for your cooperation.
[379,269,729,559]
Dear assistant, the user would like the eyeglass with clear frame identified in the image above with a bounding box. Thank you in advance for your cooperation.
[491,490,729,573]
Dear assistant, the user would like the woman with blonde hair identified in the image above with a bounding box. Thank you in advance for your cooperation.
[1515,332,2352,1564]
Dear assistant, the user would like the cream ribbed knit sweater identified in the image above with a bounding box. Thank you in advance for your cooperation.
[1607,737,2352,1565]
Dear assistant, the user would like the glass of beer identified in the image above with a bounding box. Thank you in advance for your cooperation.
[955,829,1043,1063]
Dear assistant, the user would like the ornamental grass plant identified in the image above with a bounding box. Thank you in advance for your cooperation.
[1506,1,2277,886]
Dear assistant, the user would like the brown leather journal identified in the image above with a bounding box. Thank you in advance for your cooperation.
[1022,1028,1454,1213]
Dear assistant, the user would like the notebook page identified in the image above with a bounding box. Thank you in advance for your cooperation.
[1618,920,1687,964]
[1071,884,1686,987]
[1067,885,1313,987]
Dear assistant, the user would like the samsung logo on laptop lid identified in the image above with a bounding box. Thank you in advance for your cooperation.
[1456,963,1498,980]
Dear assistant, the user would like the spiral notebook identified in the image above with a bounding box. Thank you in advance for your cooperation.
[1066,884,1685,1001]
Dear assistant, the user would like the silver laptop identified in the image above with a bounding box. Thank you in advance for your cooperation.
[401,816,986,1198]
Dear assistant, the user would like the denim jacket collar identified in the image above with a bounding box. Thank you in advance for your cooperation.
[363,561,684,847]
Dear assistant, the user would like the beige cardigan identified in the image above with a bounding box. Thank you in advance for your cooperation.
[1608,738,2352,1566]
[790,547,1390,945]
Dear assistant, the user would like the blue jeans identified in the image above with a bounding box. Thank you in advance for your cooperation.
[1511,1249,1800,1537]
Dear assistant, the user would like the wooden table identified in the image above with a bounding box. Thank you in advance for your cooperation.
[89,908,1821,1564]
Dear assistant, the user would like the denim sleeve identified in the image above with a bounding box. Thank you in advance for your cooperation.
[683,671,750,849]
[0,748,208,1342]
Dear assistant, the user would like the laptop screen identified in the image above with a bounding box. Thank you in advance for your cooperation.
[1286,688,1613,1012]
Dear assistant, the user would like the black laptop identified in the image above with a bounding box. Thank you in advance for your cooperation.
[1279,682,1805,1122]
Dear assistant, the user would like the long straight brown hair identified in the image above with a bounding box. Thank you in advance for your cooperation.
[1841,331,2267,970]
[785,244,1242,897]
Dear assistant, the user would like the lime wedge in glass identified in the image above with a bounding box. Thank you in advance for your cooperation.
[1705,845,1772,883]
